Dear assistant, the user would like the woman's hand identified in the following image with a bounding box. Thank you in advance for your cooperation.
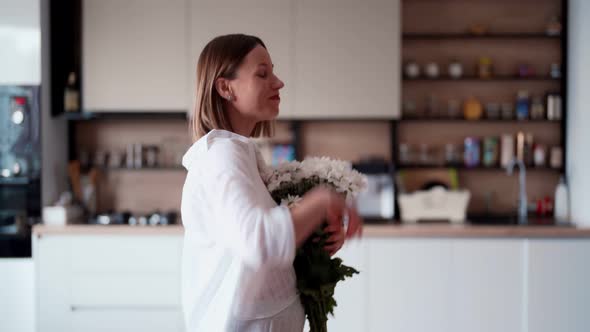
[323,194,363,256]
[323,223,345,256]
[291,186,363,248]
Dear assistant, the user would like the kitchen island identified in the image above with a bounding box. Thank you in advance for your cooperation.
[33,223,590,332]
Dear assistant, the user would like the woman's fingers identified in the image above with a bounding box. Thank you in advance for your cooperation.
[324,240,343,255]
[324,223,343,234]
[324,228,345,256]
[345,207,363,238]
[325,231,343,244]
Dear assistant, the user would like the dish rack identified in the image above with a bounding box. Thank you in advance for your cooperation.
[398,187,471,224]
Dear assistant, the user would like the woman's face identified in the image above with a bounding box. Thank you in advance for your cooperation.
[228,45,284,121]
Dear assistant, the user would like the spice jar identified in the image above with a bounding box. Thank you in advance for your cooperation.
[448,60,463,79]
[477,57,493,79]
[145,145,160,167]
[464,137,481,168]
[530,96,545,120]
[463,97,483,120]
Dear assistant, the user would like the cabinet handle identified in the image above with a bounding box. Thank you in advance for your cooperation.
[70,305,180,312]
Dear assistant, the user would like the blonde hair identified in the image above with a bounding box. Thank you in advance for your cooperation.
[190,34,274,142]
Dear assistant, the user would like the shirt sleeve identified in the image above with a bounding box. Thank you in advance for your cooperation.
[200,138,296,269]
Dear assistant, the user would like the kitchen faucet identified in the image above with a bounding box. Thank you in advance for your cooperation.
[506,158,527,225]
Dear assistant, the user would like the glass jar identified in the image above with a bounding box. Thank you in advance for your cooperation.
[464,137,480,168]
[482,137,499,167]
[478,57,493,79]
[501,102,514,119]
[530,96,545,120]
[444,143,462,165]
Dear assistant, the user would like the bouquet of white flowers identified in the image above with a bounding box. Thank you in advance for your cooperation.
[259,156,367,332]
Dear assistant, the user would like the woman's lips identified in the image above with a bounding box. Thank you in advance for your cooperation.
[269,95,280,101]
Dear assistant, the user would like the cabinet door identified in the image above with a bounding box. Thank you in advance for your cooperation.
[367,238,452,332]
[527,240,590,332]
[326,238,368,332]
[35,235,74,332]
[450,240,524,332]
[83,0,187,112]
[188,0,294,119]
[35,235,184,332]
[0,258,35,332]
[294,0,400,119]
[0,0,41,85]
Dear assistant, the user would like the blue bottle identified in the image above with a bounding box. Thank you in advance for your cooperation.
[516,90,530,120]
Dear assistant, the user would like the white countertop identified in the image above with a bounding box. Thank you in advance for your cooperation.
[33,223,590,238]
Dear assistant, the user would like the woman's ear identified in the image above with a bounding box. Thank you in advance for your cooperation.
[215,77,233,101]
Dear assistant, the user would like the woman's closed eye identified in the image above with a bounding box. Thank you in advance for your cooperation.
[257,71,267,78]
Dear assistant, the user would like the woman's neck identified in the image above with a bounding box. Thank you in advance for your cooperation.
[227,106,257,137]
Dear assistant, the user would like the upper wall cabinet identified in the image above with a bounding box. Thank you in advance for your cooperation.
[188,0,294,119]
[0,0,41,85]
[82,0,187,112]
[81,0,400,118]
[293,0,401,119]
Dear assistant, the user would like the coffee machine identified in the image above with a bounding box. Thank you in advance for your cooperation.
[0,85,41,257]
[353,158,395,222]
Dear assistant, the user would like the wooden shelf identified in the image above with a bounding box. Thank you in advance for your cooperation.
[403,76,560,82]
[403,33,561,40]
[397,164,561,171]
[399,118,562,123]
[98,166,185,171]
[63,111,188,121]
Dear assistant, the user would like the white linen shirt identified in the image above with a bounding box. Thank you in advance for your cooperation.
[180,129,299,331]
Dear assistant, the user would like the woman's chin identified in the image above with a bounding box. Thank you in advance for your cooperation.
[265,106,280,119]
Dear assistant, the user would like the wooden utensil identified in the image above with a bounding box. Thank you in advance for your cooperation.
[68,161,82,202]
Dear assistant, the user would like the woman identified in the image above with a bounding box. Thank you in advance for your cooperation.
[180,34,362,331]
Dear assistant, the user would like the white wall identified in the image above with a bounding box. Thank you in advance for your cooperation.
[40,0,68,206]
[567,0,590,227]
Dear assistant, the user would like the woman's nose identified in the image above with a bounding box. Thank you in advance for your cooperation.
[273,74,285,89]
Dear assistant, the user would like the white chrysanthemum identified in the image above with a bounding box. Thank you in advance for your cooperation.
[263,156,368,198]
[280,194,302,207]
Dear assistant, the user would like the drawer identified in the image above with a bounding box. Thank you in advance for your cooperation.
[70,272,180,306]
[70,308,184,332]
[69,236,182,273]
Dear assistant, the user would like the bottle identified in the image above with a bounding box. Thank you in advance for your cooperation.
[554,176,569,225]
[500,134,515,168]
[64,72,80,112]
[464,137,480,168]
[530,96,545,120]
[516,90,530,120]
[478,57,493,79]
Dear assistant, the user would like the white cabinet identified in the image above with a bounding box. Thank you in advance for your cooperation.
[367,239,453,332]
[0,258,35,332]
[35,235,184,332]
[450,240,524,332]
[293,0,401,119]
[82,0,187,112]
[81,0,401,117]
[0,0,41,85]
[527,240,590,332]
[188,0,295,119]
[327,238,368,331]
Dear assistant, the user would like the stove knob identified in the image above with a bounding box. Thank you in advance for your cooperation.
[12,162,21,175]
[12,109,24,125]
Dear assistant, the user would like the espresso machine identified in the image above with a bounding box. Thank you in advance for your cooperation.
[0,85,41,257]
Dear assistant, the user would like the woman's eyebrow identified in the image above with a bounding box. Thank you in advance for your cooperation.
[257,63,274,68]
